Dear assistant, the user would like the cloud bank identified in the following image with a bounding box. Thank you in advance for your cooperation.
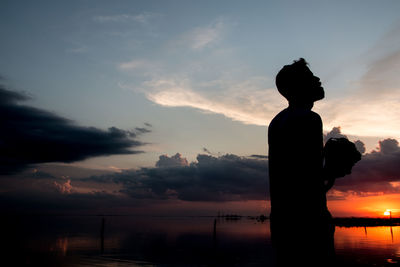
[86,153,269,202]
[0,85,149,174]
[2,125,400,214]
[85,128,400,203]
[332,137,400,198]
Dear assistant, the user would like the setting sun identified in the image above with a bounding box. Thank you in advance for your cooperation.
[384,209,391,216]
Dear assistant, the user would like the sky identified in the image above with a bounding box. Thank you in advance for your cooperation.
[1,0,400,217]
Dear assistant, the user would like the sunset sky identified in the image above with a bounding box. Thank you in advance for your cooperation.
[1,0,400,217]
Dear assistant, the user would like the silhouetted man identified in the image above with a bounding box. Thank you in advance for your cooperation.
[268,58,334,266]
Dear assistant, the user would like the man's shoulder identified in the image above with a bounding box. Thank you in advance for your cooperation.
[307,110,322,122]
[270,108,289,123]
[270,108,321,124]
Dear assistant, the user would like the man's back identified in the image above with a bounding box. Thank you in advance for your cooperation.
[268,107,325,219]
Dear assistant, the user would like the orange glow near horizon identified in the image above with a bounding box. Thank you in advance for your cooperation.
[328,194,400,218]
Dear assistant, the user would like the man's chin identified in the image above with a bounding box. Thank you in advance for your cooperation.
[314,88,325,101]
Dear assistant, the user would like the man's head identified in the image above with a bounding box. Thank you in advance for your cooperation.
[276,58,324,104]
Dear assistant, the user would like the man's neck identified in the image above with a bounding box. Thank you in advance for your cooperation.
[288,101,314,110]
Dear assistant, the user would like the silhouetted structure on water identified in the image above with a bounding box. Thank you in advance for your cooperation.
[100,217,105,254]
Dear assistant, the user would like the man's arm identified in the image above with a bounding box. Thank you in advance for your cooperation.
[323,170,336,192]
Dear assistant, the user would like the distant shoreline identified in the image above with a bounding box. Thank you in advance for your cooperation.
[333,217,400,227]
[1,213,399,227]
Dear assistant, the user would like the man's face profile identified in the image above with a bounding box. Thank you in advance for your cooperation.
[300,67,325,102]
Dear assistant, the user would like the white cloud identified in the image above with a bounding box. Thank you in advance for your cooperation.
[66,45,88,54]
[118,59,158,71]
[316,90,400,137]
[179,19,225,50]
[93,12,159,24]
[144,76,285,126]
[140,70,400,140]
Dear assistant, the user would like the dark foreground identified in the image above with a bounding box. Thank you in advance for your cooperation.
[0,215,399,266]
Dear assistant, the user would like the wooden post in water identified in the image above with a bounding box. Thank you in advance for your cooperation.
[212,218,218,264]
[213,218,217,243]
[390,226,394,243]
[100,217,105,254]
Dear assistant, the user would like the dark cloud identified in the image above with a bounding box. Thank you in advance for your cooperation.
[2,134,400,213]
[0,190,129,214]
[324,126,366,154]
[83,134,400,203]
[202,147,212,154]
[155,153,189,168]
[53,179,73,194]
[0,86,149,174]
[378,138,399,154]
[26,169,56,179]
[333,137,400,196]
[354,140,366,154]
[34,164,113,179]
[323,128,400,197]
[86,153,268,202]
[135,127,152,134]
[324,126,347,143]
[249,154,268,159]
[2,107,399,212]
[115,135,398,202]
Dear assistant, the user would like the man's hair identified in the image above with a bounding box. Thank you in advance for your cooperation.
[275,58,309,101]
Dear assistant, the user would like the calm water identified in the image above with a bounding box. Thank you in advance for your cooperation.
[1,215,399,266]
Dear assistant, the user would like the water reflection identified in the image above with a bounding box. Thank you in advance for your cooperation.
[0,215,399,266]
[335,225,400,266]
[50,237,68,256]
